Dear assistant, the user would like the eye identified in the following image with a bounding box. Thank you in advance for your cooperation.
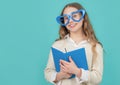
[72,14,77,18]
[72,12,82,20]
[64,16,68,21]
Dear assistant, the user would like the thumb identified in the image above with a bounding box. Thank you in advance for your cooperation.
[69,56,73,63]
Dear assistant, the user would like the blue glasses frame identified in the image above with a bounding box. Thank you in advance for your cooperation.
[56,9,85,26]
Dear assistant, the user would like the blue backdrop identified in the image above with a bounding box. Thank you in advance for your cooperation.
[0,0,120,85]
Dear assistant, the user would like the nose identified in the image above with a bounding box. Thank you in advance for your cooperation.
[69,16,74,22]
[69,16,74,24]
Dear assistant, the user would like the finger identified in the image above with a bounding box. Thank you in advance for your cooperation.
[61,68,68,73]
[60,63,68,72]
[60,63,67,69]
[60,62,65,68]
[60,66,66,72]
[69,56,74,63]
[60,66,64,72]
[60,60,69,65]
[60,61,69,68]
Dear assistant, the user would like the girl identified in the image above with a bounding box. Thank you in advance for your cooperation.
[44,2,103,85]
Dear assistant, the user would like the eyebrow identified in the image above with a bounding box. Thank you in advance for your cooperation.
[63,10,78,15]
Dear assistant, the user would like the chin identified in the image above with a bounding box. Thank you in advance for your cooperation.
[68,26,80,32]
[69,28,79,32]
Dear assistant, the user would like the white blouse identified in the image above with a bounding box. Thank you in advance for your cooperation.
[44,35,103,85]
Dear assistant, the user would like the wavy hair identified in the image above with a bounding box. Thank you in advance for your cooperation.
[57,2,102,62]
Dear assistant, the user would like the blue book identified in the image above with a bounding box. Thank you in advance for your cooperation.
[51,47,88,78]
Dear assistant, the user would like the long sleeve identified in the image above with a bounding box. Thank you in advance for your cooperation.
[44,50,56,84]
[44,39,104,85]
[44,50,61,85]
[87,44,103,84]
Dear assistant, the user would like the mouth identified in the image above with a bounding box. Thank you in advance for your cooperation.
[68,23,77,28]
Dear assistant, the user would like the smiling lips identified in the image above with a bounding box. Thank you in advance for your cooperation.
[68,23,76,28]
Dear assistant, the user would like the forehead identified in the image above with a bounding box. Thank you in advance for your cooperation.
[63,7,78,15]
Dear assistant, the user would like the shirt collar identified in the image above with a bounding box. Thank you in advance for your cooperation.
[64,34,88,47]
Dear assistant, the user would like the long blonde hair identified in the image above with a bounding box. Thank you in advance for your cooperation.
[57,2,102,61]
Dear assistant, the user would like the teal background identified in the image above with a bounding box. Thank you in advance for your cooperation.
[0,0,120,85]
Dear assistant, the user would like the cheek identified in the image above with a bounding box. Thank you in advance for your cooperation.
[65,19,84,30]
[66,25,69,29]
[77,19,84,27]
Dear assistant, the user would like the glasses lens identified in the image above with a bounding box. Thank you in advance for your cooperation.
[72,11,83,21]
[59,16,64,25]
[57,15,69,26]
[63,15,69,25]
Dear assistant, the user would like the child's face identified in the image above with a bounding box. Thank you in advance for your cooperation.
[63,7,84,32]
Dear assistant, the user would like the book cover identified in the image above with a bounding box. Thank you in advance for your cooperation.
[51,47,88,78]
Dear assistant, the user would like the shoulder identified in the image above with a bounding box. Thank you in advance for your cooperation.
[52,39,65,48]
[85,42,103,53]
[96,43,103,53]
[96,43,103,49]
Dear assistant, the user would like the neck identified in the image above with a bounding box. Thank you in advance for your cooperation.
[69,29,86,44]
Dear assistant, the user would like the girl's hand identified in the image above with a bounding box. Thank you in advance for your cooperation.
[59,62,72,79]
[54,69,72,82]
[60,57,82,77]
[58,71,72,79]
